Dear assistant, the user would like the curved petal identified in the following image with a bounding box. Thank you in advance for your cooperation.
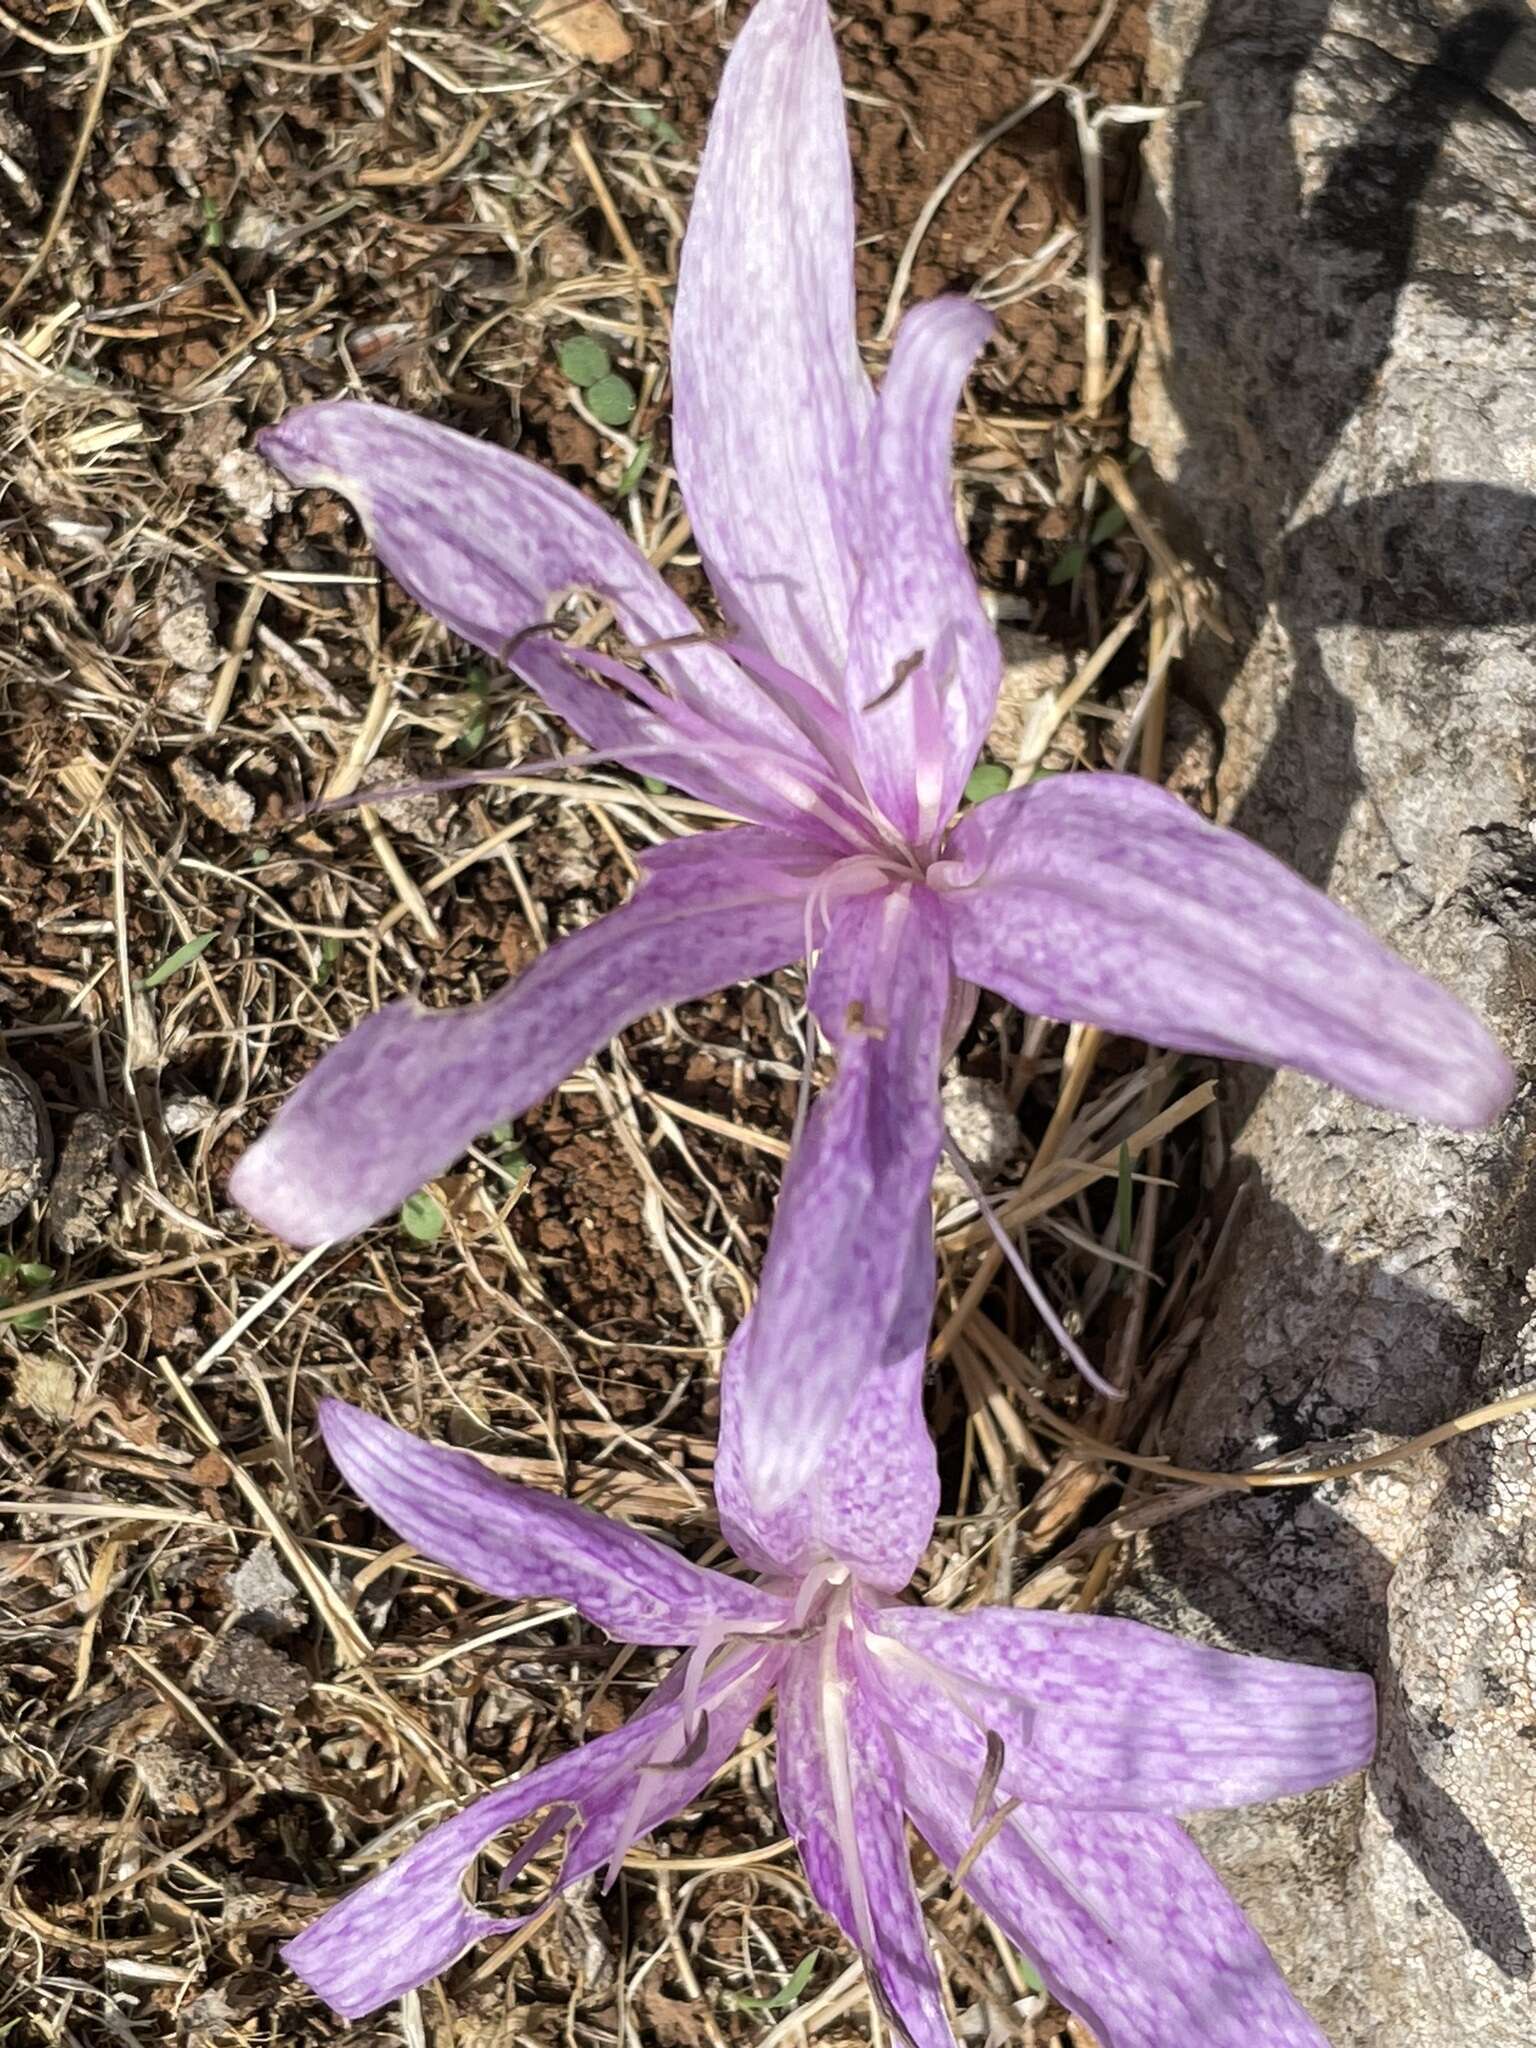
[776,1640,951,2048]
[934,773,1513,1128]
[672,0,871,691]
[898,1743,1328,2048]
[714,1329,936,1592]
[320,1401,789,1643]
[865,1606,1375,1810]
[286,1647,780,2019]
[843,298,1001,843]
[258,400,828,824]
[230,825,826,1245]
[729,884,952,1511]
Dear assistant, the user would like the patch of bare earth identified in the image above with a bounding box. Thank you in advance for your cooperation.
[0,3,1265,2043]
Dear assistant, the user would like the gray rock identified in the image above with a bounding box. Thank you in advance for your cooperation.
[0,1063,49,1228]
[46,1108,121,1254]
[227,1540,304,1637]
[1126,3,1536,2041]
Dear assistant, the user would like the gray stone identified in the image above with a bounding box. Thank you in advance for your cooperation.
[46,1108,120,1253]
[0,1062,49,1228]
[1125,4,1536,2042]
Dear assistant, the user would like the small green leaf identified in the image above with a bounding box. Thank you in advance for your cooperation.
[200,192,223,249]
[11,1309,47,1334]
[1089,502,1127,548]
[558,335,611,388]
[1115,1140,1134,1258]
[964,761,1010,805]
[615,437,651,498]
[1016,1953,1044,1996]
[1047,543,1087,587]
[633,105,683,147]
[585,373,637,428]
[17,1263,54,1289]
[642,775,669,796]
[0,1256,16,1286]
[489,1120,516,1147]
[399,1190,446,1243]
[313,936,343,987]
[730,1950,821,2014]
[139,932,216,990]
[454,665,492,758]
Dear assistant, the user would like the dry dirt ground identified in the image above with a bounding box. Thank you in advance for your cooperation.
[0,3,1280,2043]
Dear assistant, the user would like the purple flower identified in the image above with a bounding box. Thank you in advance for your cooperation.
[287,1350,1374,2045]
[234,0,1510,1503]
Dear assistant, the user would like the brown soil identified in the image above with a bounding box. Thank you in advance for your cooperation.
[623,1,1145,410]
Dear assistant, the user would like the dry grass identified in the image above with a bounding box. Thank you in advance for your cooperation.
[6,4,1529,2046]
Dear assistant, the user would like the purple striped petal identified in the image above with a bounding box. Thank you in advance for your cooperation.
[714,1329,936,1592]
[898,1743,1328,2048]
[286,1647,780,2019]
[672,0,871,692]
[865,1606,1375,1810]
[258,400,831,827]
[230,825,824,1245]
[843,298,1001,843]
[777,1639,951,2048]
[729,883,952,1511]
[934,773,1513,1128]
[319,1401,789,1643]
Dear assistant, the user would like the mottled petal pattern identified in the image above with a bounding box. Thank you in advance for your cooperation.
[935,774,1513,1127]
[287,1650,780,2020]
[320,1401,790,1642]
[843,298,1001,841]
[672,0,871,689]
[714,1329,937,1591]
[730,885,952,1509]
[258,400,828,825]
[231,827,824,1244]
[866,1606,1375,1809]
[897,1741,1329,2048]
[778,1640,952,2048]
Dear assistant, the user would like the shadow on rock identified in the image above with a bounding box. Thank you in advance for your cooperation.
[1123,4,1536,1976]
[1118,1165,1534,1977]
[1151,0,1536,875]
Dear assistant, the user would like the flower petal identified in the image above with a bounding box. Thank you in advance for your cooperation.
[935,773,1513,1127]
[715,1329,936,1592]
[286,1648,780,2019]
[230,825,824,1245]
[320,1401,789,1643]
[777,1640,951,2048]
[843,297,1001,843]
[729,883,952,1511]
[259,399,828,824]
[866,1606,1375,1810]
[672,0,871,690]
[898,1744,1328,2048]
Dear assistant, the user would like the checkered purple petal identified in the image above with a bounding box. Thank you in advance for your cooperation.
[727,883,951,1510]
[936,773,1512,1127]
[286,1647,781,2018]
[231,826,823,1244]
[843,297,1001,842]
[898,1739,1330,2048]
[866,1605,1375,1810]
[672,0,871,690]
[319,1401,791,1643]
[777,1639,951,2048]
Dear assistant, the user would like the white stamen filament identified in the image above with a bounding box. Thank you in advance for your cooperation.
[599,1641,761,1892]
[861,1631,1034,1755]
[816,1583,881,1965]
[942,1127,1122,1401]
